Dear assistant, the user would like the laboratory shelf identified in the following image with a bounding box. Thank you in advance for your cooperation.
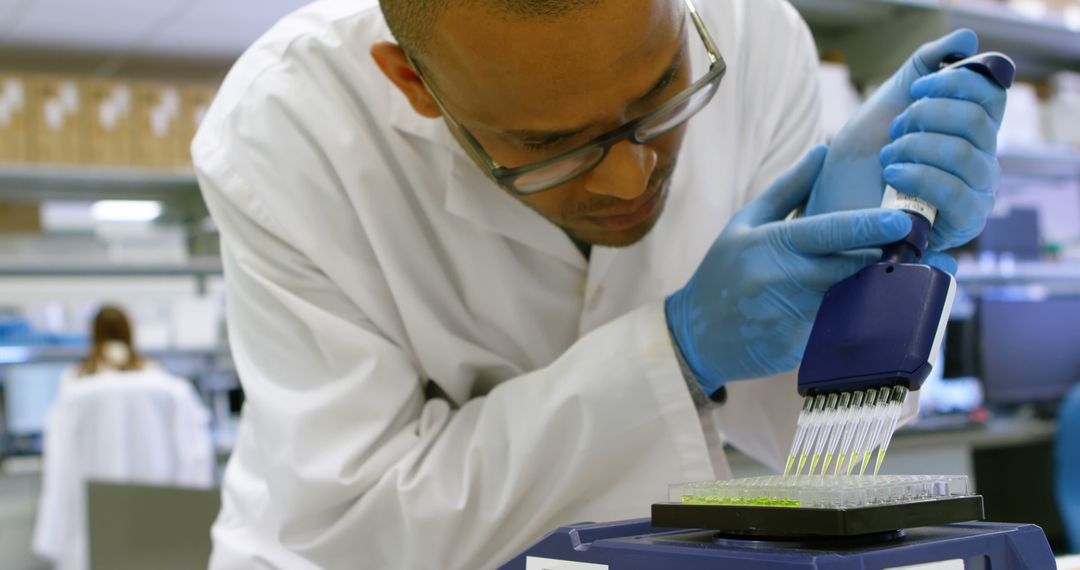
[791,0,934,30]
[789,0,1080,80]
[0,258,222,278]
[0,164,199,202]
[998,148,1080,180]
[0,345,231,366]
[956,260,1080,287]
[943,3,1080,78]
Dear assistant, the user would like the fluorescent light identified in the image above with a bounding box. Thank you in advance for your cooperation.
[91,200,163,222]
[42,201,94,232]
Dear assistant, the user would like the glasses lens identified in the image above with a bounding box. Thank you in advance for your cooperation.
[512,146,606,194]
[634,76,720,142]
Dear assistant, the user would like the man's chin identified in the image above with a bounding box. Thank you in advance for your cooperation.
[569,194,667,248]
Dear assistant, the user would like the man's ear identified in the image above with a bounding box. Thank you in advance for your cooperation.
[371,42,442,119]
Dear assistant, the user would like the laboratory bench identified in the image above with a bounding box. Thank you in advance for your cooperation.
[0,413,1074,566]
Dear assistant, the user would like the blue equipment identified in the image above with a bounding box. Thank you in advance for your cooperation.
[799,52,1016,399]
[788,53,1018,479]
[1056,384,1080,552]
[501,518,1055,569]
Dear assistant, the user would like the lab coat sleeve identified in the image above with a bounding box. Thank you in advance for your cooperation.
[197,158,716,568]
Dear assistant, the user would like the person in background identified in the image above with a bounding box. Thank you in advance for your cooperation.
[33,304,214,570]
[63,306,153,390]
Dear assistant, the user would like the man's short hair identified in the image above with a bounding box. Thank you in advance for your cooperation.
[379,0,603,61]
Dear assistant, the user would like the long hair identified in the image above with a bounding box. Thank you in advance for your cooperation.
[78,306,145,377]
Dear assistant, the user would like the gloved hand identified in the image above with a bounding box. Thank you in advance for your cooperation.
[666,146,914,394]
[805,29,1008,254]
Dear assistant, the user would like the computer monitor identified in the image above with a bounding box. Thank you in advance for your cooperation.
[977,208,1041,261]
[979,294,1080,406]
[3,362,65,436]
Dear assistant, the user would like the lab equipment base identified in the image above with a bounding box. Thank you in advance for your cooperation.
[500,519,1055,569]
[652,495,985,538]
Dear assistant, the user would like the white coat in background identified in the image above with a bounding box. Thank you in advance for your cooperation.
[193,0,896,567]
[32,369,214,570]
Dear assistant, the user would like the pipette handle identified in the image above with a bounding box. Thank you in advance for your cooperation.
[880,52,1016,263]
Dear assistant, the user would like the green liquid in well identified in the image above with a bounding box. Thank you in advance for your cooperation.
[680,496,801,507]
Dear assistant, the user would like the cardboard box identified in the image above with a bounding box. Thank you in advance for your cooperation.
[0,202,42,234]
[132,82,182,169]
[176,84,217,168]
[81,79,134,167]
[26,75,83,165]
[0,73,28,163]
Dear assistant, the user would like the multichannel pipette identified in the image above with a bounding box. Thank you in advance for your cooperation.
[784,52,1016,479]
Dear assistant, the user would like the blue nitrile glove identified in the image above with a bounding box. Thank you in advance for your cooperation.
[665,146,914,394]
[806,29,1008,256]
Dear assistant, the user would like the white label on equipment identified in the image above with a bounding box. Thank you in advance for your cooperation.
[882,185,937,225]
[525,557,608,570]
[886,559,964,570]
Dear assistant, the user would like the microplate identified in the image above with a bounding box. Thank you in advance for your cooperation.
[654,475,983,538]
[668,475,970,509]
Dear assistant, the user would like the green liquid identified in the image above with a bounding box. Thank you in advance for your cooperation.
[859,450,872,476]
[874,448,887,476]
[680,496,801,507]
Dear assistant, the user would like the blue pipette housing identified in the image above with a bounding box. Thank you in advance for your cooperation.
[798,213,954,395]
[797,52,1016,397]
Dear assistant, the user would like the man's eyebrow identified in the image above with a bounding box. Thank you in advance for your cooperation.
[635,42,685,103]
[502,29,688,145]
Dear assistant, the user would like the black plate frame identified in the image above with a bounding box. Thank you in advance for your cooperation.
[651,496,985,538]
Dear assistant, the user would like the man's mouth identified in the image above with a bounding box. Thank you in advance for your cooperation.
[585,185,665,230]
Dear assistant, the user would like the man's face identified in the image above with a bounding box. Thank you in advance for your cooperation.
[426,0,690,247]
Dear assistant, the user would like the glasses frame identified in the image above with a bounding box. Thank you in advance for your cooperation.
[411,0,727,195]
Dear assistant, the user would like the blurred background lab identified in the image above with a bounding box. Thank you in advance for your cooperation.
[0,0,1079,568]
[31,306,212,570]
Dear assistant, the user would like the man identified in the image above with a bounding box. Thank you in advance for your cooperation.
[194,0,1006,567]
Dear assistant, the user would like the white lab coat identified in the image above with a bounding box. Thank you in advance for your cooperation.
[32,369,214,570]
[193,0,856,567]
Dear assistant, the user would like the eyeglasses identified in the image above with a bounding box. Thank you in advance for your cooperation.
[412,0,726,195]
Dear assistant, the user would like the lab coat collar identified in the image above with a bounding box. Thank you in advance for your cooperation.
[389,88,452,149]
[391,91,586,268]
[444,150,587,269]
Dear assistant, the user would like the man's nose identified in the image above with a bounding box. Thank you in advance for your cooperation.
[582,141,657,200]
